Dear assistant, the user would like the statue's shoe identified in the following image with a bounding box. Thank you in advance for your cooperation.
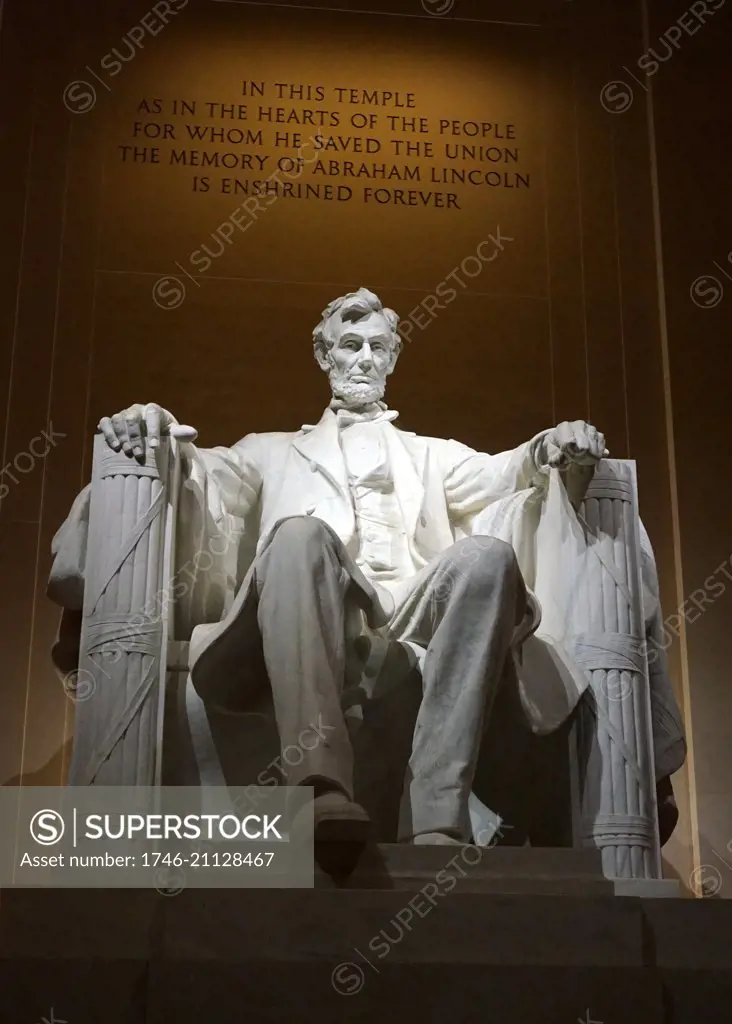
[292,791,371,877]
[410,832,465,846]
[311,791,371,845]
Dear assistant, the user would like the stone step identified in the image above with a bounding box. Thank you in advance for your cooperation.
[3,889,732,1023]
[315,843,613,895]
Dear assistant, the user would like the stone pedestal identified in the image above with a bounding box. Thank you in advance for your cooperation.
[1,849,730,1024]
[315,843,612,896]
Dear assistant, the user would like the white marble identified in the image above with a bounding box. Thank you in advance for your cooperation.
[51,288,686,880]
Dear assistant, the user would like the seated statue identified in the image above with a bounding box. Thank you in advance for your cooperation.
[51,287,685,873]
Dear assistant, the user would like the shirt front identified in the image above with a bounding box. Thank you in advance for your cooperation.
[338,417,416,588]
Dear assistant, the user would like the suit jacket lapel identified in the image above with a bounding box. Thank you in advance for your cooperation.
[292,408,350,500]
[292,411,428,543]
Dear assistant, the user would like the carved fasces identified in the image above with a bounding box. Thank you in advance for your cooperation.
[69,432,180,785]
[574,460,661,880]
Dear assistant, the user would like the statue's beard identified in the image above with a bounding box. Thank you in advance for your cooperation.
[328,367,386,409]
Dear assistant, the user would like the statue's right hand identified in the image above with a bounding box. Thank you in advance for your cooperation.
[98,403,178,456]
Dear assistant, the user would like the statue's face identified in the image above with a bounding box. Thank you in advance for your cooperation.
[320,310,398,407]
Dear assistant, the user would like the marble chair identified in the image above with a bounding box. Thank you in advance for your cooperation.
[58,430,671,890]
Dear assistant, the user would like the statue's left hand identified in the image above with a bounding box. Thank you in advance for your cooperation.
[543,420,608,469]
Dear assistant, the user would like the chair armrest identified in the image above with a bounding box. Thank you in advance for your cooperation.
[570,458,662,880]
[68,430,192,785]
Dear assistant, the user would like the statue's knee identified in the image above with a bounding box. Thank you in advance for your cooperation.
[269,515,332,554]
[455,536,518,589]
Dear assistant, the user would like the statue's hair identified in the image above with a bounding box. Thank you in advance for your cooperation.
[313,287,402,360]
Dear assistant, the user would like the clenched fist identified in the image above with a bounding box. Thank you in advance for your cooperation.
[542,420,608,469]
[98,403,178,456]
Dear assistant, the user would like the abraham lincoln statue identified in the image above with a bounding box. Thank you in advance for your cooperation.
[51,287,685,866]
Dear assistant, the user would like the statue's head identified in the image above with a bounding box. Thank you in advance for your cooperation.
[313,287,402,408]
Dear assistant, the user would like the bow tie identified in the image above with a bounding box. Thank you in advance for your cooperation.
[333,404,399,429]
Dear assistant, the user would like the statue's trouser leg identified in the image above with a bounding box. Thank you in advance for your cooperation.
[396,537,527,841]
[254,516,359,799]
